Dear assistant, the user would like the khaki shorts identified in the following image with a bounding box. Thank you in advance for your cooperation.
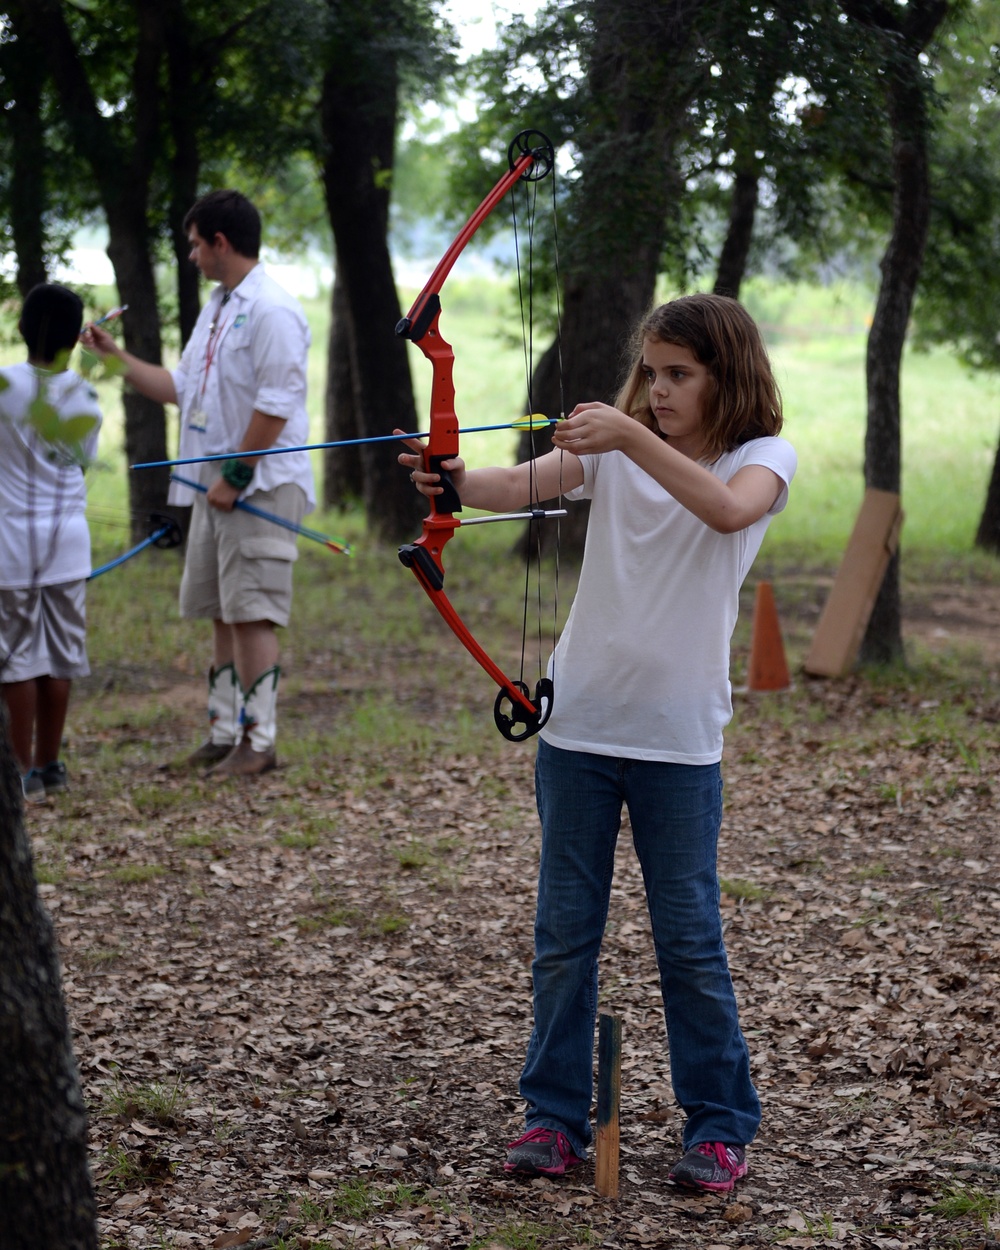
[179,484,306,626]
[0,581,89,682]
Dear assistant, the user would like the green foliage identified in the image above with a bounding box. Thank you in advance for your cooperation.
[102,1075,191,1127]
[738,280,1000,564]
[111,863,166,884]
[0,356,102,467]
[912,5,1000,370]
[931,1183,1000,1231]
[720,876,771,902]
[101,1143,174,1189]
[25,395,99,467]
[470,1219,561,1250]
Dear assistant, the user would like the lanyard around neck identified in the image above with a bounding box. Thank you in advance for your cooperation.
[200,291,232,399]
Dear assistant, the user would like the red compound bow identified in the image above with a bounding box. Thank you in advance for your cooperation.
[396,130,557,741]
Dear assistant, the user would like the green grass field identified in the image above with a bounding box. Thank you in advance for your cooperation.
[4,276,999,575]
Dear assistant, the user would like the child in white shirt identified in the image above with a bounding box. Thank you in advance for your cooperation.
[0,283,102,801]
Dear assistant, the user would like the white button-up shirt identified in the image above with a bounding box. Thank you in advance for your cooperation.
[169,264,315,510]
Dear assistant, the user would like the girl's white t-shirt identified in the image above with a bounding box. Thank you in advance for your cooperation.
[0,362,102,587]
[539,436,797,764]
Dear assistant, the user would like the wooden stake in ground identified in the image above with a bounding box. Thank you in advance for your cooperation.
[804,487,903,678]
[595,1012,622,1197]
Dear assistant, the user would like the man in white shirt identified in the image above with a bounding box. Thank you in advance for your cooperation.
[83,191,315,776]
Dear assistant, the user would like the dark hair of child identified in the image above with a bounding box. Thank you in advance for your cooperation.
[20,283,85,364]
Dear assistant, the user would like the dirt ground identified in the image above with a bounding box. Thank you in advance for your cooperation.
[23,575,1000,1250]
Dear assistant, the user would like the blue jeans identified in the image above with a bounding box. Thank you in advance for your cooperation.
[519,740,761,1158]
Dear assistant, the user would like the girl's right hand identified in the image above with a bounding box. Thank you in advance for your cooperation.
[395,430,467,498]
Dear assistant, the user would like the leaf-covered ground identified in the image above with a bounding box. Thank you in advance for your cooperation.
[24,569,1000,1250]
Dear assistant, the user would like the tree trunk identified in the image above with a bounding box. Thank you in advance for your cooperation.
[321,0,422,545]
[0,706,97,1248]
[324,275,363,508]
[12,0,171,543]
[2,21,49,294]
[106,204,171,541]
[164,1,203,349]
[838,0,948,666]
[515,0,708,561]
[974,444,1000,552]
[713,169,759,300]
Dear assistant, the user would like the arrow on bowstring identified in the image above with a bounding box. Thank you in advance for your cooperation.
[88,512,184,580]
[169,474,352,556]
[129,413,558,471]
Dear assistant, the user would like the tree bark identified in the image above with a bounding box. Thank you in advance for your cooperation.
[164,0,203,349]
[0,706,97,1248]
[324,276,364,508]
[320,0,422,545]
[714,169,759,300]
[10,0,171,542]
[974,447,1000,553]
[1,21,49,294]
[105,200,172,538]
[515,0,709,560]
[838,0,949,665]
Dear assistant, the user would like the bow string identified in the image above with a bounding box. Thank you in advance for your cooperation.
[396,129,558,742]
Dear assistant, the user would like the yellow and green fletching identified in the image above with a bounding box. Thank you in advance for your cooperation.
[510,413,557,431]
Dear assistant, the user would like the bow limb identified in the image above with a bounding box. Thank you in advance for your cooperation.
[396,130,556,742]
[88,512,183,580]
[398,520,553,742]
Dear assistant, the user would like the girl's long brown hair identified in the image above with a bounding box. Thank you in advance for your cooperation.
[615,293,783,462]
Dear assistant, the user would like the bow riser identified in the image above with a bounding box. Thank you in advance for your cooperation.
[414,308,463,518]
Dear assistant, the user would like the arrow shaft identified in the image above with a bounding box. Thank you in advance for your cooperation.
[170,473,351,555]
[132,418,555,471]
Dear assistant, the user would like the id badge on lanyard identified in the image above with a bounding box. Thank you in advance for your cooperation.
[190,295,231,432]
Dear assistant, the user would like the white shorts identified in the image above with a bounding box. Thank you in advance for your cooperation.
[0,581,89,683]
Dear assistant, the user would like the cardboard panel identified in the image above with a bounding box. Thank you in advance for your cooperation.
[804,488,904,678]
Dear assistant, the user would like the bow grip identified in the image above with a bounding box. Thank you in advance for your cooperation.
[428,455,463,515]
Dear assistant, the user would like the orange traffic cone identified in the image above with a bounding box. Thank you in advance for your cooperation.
[747,581,791,692]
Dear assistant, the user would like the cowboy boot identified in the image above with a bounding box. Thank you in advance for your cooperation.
[207,666,279,777]
[185,663,241,767]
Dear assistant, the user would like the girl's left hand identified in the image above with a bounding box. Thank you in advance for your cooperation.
[395,429,466,498]
[553,402,637,455]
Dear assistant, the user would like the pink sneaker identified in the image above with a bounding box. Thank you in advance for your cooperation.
[668,1141,748,1192]
[504,1127,584,1177]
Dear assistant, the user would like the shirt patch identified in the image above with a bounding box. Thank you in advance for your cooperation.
[233,314,248,328]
